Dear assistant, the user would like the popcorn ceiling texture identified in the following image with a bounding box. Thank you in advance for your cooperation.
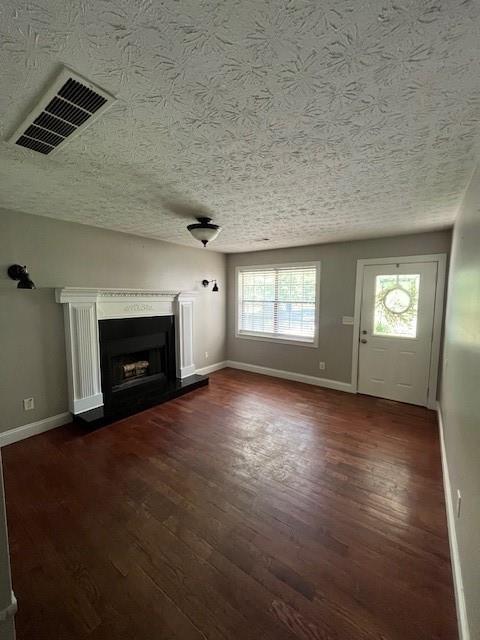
[0,0,479,253]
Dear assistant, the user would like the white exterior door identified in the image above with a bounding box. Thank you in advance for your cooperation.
[357,261,438,406]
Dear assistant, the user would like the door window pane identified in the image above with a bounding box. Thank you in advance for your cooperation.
[373,274,420,338]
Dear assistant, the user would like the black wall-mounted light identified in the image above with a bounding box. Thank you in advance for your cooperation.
[7,264,36,289]
[202,279,219,292]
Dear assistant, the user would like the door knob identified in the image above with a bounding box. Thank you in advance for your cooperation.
[360,338,368,344]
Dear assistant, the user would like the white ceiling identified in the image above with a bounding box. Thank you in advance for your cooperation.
[0,1,479,253]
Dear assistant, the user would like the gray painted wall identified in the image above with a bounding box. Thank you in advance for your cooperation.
[0,208,226,432]
[227,231,451,383]
[440,167,480,639]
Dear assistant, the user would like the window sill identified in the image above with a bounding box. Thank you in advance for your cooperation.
[236,332,318,348]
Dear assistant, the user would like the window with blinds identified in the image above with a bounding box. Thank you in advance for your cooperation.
[237,263,319,344]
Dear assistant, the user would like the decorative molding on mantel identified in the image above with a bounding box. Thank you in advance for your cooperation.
[55,287,196,302]
[56,288,197,414]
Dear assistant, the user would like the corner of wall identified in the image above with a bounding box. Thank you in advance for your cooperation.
[436,403,470,640]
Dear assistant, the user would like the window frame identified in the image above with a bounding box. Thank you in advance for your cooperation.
[235,261,321,347]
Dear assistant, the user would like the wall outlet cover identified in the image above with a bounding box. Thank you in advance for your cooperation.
[23,397,35,411]
[319,361,326,370]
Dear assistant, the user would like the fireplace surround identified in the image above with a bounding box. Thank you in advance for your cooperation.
[55,288,207,424]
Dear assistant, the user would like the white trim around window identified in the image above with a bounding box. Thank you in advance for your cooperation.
[235,261,321,347]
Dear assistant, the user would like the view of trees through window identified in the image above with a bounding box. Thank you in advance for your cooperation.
[374,274,420,338]
[238,265,317,341]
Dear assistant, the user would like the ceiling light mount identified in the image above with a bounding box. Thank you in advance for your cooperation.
[187,217,221,247]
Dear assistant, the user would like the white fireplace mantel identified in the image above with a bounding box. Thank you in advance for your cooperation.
[55,288,197,415]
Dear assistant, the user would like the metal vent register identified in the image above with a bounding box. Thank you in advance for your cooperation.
[9,68,116,155]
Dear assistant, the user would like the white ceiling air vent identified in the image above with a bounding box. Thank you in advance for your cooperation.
[8,67,116,155]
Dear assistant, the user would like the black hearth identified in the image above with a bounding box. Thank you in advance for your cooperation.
[74,315,207,427]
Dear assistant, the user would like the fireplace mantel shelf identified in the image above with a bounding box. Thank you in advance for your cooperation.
[55,288,197,303]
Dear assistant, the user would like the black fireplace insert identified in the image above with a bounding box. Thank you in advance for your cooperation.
[99,315,176,414]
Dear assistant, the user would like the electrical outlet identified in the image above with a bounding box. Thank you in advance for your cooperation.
[456,490,462,518]
[23,397,34,411]
[319,361,325,371]
[205,351,209,360]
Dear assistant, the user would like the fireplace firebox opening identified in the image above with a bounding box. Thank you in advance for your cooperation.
[99,315,176,413]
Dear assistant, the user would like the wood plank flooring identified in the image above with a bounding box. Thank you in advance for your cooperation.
[2,368,457,640]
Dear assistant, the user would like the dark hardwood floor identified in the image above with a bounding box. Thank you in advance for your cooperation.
[2,368,457,640]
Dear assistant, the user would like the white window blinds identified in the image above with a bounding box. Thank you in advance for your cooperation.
[237,264,318,343]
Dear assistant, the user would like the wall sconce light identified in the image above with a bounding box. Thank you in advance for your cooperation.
[7,264,36,289]
[202,279,219,292]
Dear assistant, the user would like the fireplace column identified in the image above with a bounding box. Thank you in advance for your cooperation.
[61,296,103,414]
[175,292,196,378]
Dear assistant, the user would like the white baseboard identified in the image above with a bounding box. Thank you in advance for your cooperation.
[0,412,72,448]
[195,361,228,376]
[437,403,470,640]
[72,393,103,415]
[225,360,354,393]
[179,364,196,379]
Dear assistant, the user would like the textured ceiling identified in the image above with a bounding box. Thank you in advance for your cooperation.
[0,1,479,253]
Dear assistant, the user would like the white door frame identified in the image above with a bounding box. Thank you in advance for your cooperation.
[350,254,447,409]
